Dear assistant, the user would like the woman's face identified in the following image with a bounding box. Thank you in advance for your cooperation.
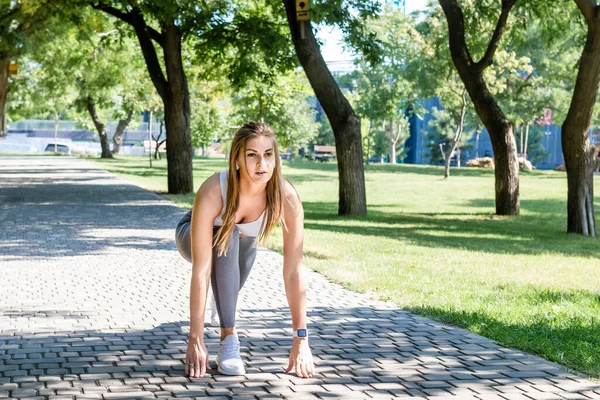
[237,135,276,184]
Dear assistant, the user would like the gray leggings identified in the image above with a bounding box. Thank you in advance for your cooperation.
[176,211,257,328]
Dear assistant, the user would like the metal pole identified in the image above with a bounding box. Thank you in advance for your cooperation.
[148,111,153,168]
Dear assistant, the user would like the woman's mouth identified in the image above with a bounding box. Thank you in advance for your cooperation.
[256,171,266,176]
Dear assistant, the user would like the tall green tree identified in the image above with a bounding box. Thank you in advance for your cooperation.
[88,1,226,193]
[281,0,383,215]
[438,0,521,215]
[351,5,421,165]
[187,63,232,156]
[416,5,480,178]
[0,0,54,137]
[559,0,600,237]
[7,51,77,151]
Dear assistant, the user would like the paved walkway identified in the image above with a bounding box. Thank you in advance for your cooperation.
[0,156,599,400]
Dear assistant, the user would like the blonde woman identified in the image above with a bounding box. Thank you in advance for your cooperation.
[175,122,314,379]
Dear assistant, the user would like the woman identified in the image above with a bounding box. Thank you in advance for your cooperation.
[175,122,314,379]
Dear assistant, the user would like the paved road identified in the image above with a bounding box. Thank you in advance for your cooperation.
[0,156,599,400]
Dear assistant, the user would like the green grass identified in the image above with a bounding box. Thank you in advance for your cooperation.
[88,155,600,378]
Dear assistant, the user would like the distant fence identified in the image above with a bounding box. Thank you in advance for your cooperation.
[9,119,162,136]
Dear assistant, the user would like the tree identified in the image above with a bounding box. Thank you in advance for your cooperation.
[281,0,383,215]
[5,16,79,151]
[193,0,374,213]
[426,98,473,177]
[0,1,54,137]
[350,5,422,165]
[74,25,154,159]
[232,70,319,152]
[416,5,481,178]
[560,0,600,236]
[88,1,225,193]
[438,0,521,215]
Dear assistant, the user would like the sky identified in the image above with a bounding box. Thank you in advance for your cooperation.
[318,0,429,63]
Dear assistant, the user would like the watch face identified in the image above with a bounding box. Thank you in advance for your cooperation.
[297,329,307,337]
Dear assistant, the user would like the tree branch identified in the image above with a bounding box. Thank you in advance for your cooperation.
[439,0,474,69]
[90,2,165,47]
[573,0,598,22]
[0,4,21,26]
[90,2,168,99]
[477,0,517,69]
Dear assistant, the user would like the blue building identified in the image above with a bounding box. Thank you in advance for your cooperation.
[405,99,566,170]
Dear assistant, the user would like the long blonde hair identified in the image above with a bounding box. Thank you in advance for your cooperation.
[214,122,285,256]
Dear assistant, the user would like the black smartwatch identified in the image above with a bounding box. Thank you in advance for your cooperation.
[293,328,308,339]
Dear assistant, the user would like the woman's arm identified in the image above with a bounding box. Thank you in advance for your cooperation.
[281,181,314,378]
[187,173,222,377]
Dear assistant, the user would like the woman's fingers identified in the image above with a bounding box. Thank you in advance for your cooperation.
[307,360,314,377]
[285,357,294,373]
[203,344,212,371]
[187,352,212,378]
[295,359,303,377]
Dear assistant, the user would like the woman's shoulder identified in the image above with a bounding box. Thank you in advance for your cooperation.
[196,172,222,201]
[281,177,302,209]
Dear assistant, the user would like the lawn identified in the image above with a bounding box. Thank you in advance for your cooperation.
[90,155,600,378]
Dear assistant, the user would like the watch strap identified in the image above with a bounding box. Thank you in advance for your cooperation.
[293,328,308,338]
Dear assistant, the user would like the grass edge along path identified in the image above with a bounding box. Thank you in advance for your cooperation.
[85,155,600,379]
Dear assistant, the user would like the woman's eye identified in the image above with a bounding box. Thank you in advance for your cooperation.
[265,153,273,158]
[247,153,255,157]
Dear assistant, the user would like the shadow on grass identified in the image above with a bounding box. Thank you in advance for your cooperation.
[302,201,600,259]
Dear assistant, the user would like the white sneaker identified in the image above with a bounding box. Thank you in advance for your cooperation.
[216,334,245,375]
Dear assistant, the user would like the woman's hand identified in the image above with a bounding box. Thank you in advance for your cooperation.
[185,335,211,378]
[286,338,315,378]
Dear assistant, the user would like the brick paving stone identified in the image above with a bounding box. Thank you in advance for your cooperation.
[1,156,599,400]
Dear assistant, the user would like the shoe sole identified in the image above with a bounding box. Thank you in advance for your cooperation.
[217,363,245,375]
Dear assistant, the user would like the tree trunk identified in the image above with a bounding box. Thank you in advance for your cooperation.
[154,121,164,160]
[112,109,134,155]
[282,0,367,215]
[443,145,452,178]
[439,0,519,215]
[390,120,397,165]
[86,96,112,159]
[524,124,530,157]
[517,123,522,154]
[0,53,9,138]
[561,7,599,237]
[162,24,192,194]
[443,93,467,179]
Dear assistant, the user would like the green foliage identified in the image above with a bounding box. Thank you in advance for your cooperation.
[192,0,295,90]
[349,5,421,162]
[0,0,56,55]
[187,63,232,149]
[309,0,383,64]
[372,128,389,160]
[310,117,335,147]
[232,70,319,151]
[9,8,156,133]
